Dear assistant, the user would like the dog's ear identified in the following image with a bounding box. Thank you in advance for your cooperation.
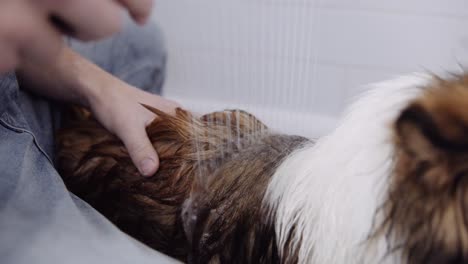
[395,104,441,162]
[394,99,468,192]
[396,101,468,158]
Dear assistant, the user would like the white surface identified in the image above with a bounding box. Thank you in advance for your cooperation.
[153,0,468,137]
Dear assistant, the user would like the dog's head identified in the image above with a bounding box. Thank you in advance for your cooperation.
[384,74,468,263]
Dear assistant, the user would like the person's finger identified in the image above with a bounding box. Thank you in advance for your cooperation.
[45,0,124,41]
[116,0,153,24]
[3,1,62,67]
[0,43,18,73]
[117,122,159,177]
[20,14,63,66]
[0,2,22,70]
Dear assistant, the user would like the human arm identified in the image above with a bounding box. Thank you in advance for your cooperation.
[0,0,180,176]
[18,46,179,176]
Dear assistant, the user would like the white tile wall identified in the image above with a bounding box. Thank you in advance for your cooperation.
[152,0,468,137]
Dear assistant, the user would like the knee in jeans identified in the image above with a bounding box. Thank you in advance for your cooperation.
[121,20,167,71]
[117,19,167,94]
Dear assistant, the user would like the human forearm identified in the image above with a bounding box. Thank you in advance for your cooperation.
[17,46,109,107]
[18,45,178,115]
[18,44,179,177]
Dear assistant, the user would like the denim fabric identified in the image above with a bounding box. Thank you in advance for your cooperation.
[0,21,176,264]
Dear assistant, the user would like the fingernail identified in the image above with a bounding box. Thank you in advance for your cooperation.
[139,158,156,176]
[135,16,148,25]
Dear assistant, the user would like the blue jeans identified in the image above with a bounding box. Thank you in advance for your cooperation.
[0,21,175,264]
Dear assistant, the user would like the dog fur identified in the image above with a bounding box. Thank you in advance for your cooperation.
[57,72,468,263]
[56,106,308,263]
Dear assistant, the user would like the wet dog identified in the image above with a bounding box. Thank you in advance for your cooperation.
[57,106,309,263]
[56,73,468,263]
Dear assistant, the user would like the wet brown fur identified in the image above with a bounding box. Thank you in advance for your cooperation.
[56,106,307,263]
[382,73,468,263]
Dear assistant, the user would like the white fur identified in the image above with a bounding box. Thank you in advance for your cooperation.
[265,74,431,264]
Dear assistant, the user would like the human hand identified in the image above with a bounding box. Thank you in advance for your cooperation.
[0,0,153,73]
[87,75,180,177]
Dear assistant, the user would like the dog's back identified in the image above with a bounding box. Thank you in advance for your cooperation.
[56,106,308,263]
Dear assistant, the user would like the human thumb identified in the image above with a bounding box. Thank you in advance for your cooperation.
[119,125,159,177]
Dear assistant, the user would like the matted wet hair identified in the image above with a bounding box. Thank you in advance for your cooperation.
[56,105,308,263]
